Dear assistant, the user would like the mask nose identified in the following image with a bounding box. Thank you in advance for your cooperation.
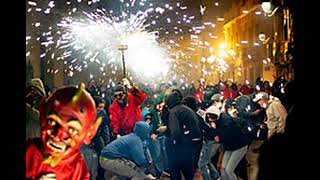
[51,126,70,142]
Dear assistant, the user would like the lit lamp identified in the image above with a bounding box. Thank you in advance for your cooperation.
[261,1,279,17]
[261,2,272,14]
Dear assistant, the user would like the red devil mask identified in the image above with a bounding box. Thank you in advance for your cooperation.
[39,83,101,166]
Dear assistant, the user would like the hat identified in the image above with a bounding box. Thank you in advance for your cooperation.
[27,78,46,96]
[224,98,236,108]
[205,106,221,119]
[253,92,269,102]
[115,85,125,92]
[211,93,223,102]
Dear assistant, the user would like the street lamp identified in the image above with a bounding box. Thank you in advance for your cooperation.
[261,1,279,17]
[118,44,128,78]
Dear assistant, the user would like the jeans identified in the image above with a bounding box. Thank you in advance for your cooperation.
[221,145,248,180]
[99,157,149,179]
[158,136,169,172]
[145,138,163,176]
[198,141,221,180]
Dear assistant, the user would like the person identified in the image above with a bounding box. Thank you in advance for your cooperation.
[197,105,222,180]
[235,95,265,180]
[165,91,202,180]
[26,83,102,180]
[108,78,147,138]
[181,96,204,174]
[87,96,111,180]
[253,92,287,138]
[87,79,100,97]
[26,78,46,140]
[99,121,156,179]
[141,108,165,178]
[219,99,251,180]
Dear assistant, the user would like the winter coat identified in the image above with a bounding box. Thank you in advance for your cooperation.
[266,98,287,138]
[100,121,151,168]
[26,138,89,180]
[198,114,218,141]
[108,86,146,135]
[166,92,201,144]
[218,113,251,151]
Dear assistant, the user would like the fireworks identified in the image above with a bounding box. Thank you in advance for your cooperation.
[27,0,251,86]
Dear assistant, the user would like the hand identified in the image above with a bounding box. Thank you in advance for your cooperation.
[122,78,131,89]
[38,173,56,180]
[150,134,157,141]
[116,134,121,139]
[214,136,220,142]
[210,122,216,128]
[157,126,167,133]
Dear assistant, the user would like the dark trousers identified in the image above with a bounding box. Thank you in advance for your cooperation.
[170,141,202,180]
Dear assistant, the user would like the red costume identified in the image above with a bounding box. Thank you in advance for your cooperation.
[26,83,101,180]
[109,86,146,135]
[26,138,89,180]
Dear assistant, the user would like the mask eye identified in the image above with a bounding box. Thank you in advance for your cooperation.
[48,118,56,127]
[68,127,79,136]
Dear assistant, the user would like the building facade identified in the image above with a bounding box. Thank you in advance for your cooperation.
[222,0,294,84]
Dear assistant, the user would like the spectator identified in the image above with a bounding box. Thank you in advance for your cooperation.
[26,78,46,140]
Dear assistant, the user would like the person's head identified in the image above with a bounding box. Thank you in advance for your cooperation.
[263,81,270,90]
[211,93,224,109]
[165,91,182,109]
[114,85,127,108]
[253,92,269,109]
[182,96,198,112]
[94,96,105,111]
[142,108,153,124]
[205,106,220,123]
[133,121,151,141]
[88,79,96,88]
[26,78,46,109]
[235,95,251,111]
[39,83,101,165]
[224,98,237,117]
[143,97,154,108]
[231,83,238,91]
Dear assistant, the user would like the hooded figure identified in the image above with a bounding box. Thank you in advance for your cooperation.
[26,78,47,140]
[165,92,202,180]
[100,121,155,179]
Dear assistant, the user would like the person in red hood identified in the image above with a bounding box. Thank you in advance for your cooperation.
[26,83,102,180]
[109,78,146,138]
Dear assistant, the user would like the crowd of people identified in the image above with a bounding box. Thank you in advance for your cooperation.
[26,75,294,180]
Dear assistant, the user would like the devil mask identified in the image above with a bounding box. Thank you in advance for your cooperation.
[39,83,101,166]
